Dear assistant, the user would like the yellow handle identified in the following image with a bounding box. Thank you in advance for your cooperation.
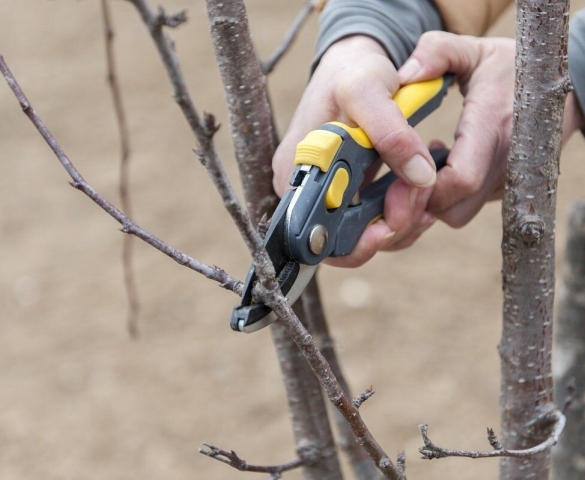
[392,77,446,119]
[294,76,451,171]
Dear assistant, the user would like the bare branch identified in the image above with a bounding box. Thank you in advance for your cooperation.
[131,1,403,477]
[265,293,405,480]
[206,0,279,225]
[152,6,187,30]
[261,0,321,75]
[101,0,140,338]
[127,0,275,284]
[0,55,242,296]
[302,277,383,479]
[352,387,375,409]
[418,411,566,460]
[199,443,303,476]
[500,2,570,478]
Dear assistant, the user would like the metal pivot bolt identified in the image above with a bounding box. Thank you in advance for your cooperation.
[309,224,328,255]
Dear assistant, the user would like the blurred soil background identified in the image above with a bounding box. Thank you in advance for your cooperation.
[0,1,584,479]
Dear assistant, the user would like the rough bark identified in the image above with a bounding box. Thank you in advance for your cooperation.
[271,302,342,479]
[553,200,585,479]
[205,0,278,225]
[302,276,384,479]
[205,2,343,478]
[499,2,570,479]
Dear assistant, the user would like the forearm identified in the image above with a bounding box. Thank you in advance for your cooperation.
[313,0,443,69]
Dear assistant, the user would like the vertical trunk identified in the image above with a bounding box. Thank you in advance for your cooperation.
[499,1,570,479]
[553,201,585,479]
[271,301,343,479]
[205,2,343,477]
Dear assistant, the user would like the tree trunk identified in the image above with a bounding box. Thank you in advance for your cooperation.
[205,2,343,477]
[499,1,570,479]
[553,200,585,479]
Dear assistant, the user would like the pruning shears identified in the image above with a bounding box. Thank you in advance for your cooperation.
[231,75,454,333]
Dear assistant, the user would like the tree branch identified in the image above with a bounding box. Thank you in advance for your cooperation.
[127,0,276,285]
[0,55,242,296]
[301,276,384,479]
[419,411,566,460]
[199,443,303,478]
[264,293,405,480]
[206,0,279,225]
[128,1,404,477]
[261,0,325,75]
[500,2,570,478]
[101,0,140,338]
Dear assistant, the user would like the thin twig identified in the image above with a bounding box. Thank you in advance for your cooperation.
[0,55,242,296]
[419,411,566,460]
[128,2,404,477]
[101,0,140,338]
[302,277,384,479]
[261,0,321,75]
[265,294,405,479]
[352,387,375,409]
[127,0,275,284]
[199,443,303,476]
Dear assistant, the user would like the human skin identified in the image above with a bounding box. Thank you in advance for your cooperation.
[272,32,585,268]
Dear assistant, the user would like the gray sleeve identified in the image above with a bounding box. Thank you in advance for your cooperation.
[313,0,443,71]
[569,9,585,136]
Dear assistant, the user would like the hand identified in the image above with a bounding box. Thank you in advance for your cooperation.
[273,35,440,268]
[398,31,584,228]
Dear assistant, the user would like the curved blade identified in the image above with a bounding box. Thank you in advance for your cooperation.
[237,264,317,333]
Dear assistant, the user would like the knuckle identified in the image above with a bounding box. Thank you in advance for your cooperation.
[333,68,371,100]
[376,127,412,162]
[454,169,481,198]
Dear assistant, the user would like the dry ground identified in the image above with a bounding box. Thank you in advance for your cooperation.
[1,1,584,479]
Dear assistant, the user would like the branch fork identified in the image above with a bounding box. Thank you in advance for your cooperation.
[419,411,565,461]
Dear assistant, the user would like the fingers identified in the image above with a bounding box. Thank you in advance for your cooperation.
[326,180,434,268]
[398,31,482,85]
[398,33,515,228]
[272,35,437,198]
[429,97,509,227]
[332,59,437,189]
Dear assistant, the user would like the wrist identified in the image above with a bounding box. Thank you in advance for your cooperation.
[320,35,389,66]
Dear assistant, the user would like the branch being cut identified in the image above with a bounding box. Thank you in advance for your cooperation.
[0,56,242,296]
[101,0,140,338]
[265,293,405,479]
[205,2,404,477]
[419,410,565,460]
[261,0,326,75]
[199,443,303,478]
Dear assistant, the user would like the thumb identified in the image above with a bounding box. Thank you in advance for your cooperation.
[398,32,482,84]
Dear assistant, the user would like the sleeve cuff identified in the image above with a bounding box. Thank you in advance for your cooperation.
[313,0,443,72]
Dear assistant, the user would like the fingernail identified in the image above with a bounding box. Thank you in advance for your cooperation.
[402,155,436,187]
[398,58,421,83]
[380,231,396,249]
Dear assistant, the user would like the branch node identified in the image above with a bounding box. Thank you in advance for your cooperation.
[69,181,82,190]
[203,112,221,138]
[152,6,188,31]
[487,427,503,450]
[352,386,375,409]
[297,443,321,466]
[257,213,271,239]
[518,215,545,246]
[397,451,406,474]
